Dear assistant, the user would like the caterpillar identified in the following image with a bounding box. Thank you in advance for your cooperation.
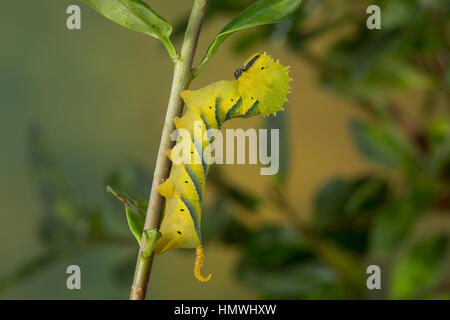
[152,53,291,282]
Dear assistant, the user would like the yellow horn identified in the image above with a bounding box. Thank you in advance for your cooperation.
[194,245,212,282]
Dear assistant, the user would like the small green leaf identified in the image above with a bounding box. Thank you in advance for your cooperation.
[313,176,388,254]
[87,209,107,239]
[125,206,145,243]
[236,227,342,299]
[237,258,343,299]
[390,235,448,299]
[349,119,404,167]
[427,117,450,149]
[107,186,147,243]
[313,176,387,230]
[314,178,354,229]
[369,187,435,258]
[243,227,312,268]
[81,0,176,60]
[195,0,302,76]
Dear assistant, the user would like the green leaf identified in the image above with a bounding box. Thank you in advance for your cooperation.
[428,117,450,149]
[313,176,388,254]
[390,235,448,299]
[125,206,145,243]
[81,0,176,60]
[426,118,450,176]
[107,186,147,243]
[370,187,435,258]
[349,119,404,167]
[427,137,450,176]
[195,0,302,76]
[86,209,107,239]
[243,227,312,268]
[314,178,353,229]
[320,28,431,99]
[236,226,344,299]
[314,176,387,230]
[236,258,346,299]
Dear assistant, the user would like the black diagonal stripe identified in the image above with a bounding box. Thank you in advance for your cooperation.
[243,54,261,72]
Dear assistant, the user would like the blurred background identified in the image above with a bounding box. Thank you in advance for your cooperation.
[0,0,449,299]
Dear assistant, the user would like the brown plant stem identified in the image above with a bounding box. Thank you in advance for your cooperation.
[129,0,209,300]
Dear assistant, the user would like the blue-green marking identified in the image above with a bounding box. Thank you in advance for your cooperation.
[181,197,202,242]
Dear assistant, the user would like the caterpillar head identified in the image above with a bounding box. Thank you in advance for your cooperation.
[236,53,290,116]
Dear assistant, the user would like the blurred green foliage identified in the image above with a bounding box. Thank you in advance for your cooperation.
[186,0,450,299]
[0,127,145,296]
[2,0,449,299]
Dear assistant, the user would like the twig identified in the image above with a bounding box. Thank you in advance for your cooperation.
[129,0,210,300]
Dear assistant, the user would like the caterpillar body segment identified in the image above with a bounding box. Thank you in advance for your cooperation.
[153,53,291,282]
[237,54,291,116]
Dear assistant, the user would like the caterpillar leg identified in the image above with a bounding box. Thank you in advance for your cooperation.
[194,245,212,282]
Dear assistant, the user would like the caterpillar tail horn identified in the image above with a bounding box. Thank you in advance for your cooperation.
[194,245,212,282]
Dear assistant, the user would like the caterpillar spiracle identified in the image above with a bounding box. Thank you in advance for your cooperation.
[152,53,291,282]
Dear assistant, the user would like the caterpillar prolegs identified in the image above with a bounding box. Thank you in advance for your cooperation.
[153,53,291,281]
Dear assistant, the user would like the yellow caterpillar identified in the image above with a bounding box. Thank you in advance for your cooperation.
[153,53,291,282]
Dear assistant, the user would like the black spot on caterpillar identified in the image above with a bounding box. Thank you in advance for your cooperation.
[153,53,291,282]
